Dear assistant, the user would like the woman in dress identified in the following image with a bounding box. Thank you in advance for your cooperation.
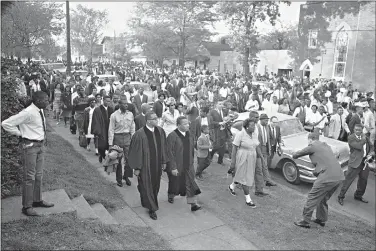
[161,97,180,136]
[61,86,73,128]
[83,98,98,154]
[228,118,264,208]
[53,83,63,124]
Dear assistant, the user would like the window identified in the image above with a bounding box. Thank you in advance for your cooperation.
[308,29,318,49]
[333,27,349,79]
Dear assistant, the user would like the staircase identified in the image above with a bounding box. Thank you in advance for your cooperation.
[1,189,142,226]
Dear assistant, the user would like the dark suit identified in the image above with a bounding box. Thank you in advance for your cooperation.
[255,124,273,193]
[153,100,165,118]
[134,94,148,115]
[134,113,146,131]
[91,105,114,159]
[208,109,226,163]
[268,125,281,168]
[338,133,374,200]
[348,113,361,134]
[293,140,345,222]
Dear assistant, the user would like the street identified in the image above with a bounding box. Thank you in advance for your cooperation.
[269,167,376,226]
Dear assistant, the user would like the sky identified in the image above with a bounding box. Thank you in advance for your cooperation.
[66,1,304,42]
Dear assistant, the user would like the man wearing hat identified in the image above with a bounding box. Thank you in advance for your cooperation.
[255,113,277,197]
[293,132,345,228]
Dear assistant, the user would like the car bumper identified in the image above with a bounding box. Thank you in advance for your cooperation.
[297,164,349,183]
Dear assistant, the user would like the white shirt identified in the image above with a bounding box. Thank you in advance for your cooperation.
[245,99,259,111]
[201,117,208,126]
[262,99,271,112]
[146,124,154,132]
[306,111,323,125]
[327,100,334,114]
[178,129,186,137]
[357,135,367,157]
[2,103,45,141]
[30,80,41,92]
[219,88,228,98]
[269,103,279,115]
[208,91,214,102]
[363,110,375,134]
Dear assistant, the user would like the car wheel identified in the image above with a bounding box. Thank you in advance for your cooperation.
[282,161,300,185]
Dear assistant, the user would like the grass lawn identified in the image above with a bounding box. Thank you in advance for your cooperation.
[1,123,172,250]
[1,213,172,250]
[197,162,376,250]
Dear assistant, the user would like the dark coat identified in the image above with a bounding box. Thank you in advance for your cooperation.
[134,114,146,131]
[128,126,167,211]
[348,133,374,169]
[207,109,226,148]
[91,105,113,150]
[166,129,201,197]
[134,94,148,114]
[153,100,165,118]
[268,125,281,148]
[348,113,361,134]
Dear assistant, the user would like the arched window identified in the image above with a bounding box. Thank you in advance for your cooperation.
[333,27,349,79]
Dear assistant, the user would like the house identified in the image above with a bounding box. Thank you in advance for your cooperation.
[219,39,294,76]
[298,1,375,91]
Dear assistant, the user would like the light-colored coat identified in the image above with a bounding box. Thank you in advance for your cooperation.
[328,113,349,140]
[197,133,211,158]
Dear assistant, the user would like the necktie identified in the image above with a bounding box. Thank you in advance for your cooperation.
[263,126,267,144]
[39,109,47,143]
[273,127,276,141]
[340,115,343,130]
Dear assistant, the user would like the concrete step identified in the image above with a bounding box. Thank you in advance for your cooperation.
[1,189,76,223]
[71,195,98,220]
[111,207,147,227]
[91,203,119,225]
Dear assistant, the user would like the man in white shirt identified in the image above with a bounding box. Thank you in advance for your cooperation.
[1,91,54,216]
[245,93,259,111]
[219,84,229,99]
[363,101,375,142]
[261,93,272,112]
[269,96,279,115]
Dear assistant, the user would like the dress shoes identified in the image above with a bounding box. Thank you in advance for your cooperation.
[22,207,40,216]
[294,220,311,228]
[338,197,344,206]
[195,174,203,180]
[32,200,54,208]
[149,210,157,220]
[228,186,236,196]
[246,201,256,208]
[99,156,103,163]
[191,204,202,212]
[117,182,123,187]
[168,198,174,204]
[255,192,269,197]
[265,182,277,187]
[313,219,325,227]
[354,197,368,203]
[124,177,131,186]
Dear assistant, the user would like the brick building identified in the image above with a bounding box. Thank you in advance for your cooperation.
[298,1,375,91]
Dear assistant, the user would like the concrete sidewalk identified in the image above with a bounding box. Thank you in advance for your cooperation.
[48,119,258,250]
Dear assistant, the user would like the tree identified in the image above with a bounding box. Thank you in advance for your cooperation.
[32,36,62,61]
[217,1,290,74]
[128,1,216,67]
[1,1,64,60]
[70,4,108,64]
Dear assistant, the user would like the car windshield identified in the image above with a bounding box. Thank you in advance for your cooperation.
[279,118,305,137]
[231,117,305,137]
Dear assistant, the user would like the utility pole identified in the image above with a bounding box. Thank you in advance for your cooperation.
[113,30,116,64]
[66,1,72,76]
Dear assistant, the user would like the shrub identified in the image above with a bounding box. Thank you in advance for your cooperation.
[1,62,29,198]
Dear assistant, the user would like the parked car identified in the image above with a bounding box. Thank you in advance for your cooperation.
[231,112,350,185]
[41,63,66,74]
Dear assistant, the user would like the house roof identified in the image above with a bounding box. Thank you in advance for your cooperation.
[201,41,233,56]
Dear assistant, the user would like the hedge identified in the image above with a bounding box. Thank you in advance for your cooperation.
[1,62,30,198]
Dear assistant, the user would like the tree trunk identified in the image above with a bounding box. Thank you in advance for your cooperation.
[243,47,250,74]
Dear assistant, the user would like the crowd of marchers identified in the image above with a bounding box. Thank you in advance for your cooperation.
[1,57,375,226]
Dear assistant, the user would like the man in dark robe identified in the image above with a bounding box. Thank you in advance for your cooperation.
[166,116,202,212]
[91,95,113,163]
[129,111,167,220]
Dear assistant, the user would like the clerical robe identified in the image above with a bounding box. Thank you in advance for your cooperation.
[128,126,167,212]
[166,129,201,202]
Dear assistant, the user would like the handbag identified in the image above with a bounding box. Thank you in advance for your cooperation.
[79,134,87,147]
